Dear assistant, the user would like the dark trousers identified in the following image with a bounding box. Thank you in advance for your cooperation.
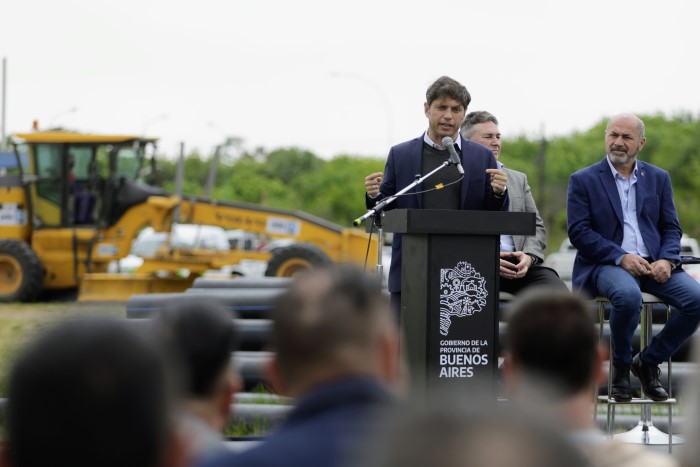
[499,266,568,295]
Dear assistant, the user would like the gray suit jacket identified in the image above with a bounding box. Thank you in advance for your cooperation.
[504,167,547,263]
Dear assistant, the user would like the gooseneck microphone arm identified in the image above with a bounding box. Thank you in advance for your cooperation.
[353,138,463,284]
[352,159,453,227]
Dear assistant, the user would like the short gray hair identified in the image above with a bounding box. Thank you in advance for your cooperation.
[461,111,499,138]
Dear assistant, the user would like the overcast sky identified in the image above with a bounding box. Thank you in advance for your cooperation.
[1,0,698,160]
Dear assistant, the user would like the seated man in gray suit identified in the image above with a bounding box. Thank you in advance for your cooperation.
[461,111,566,294]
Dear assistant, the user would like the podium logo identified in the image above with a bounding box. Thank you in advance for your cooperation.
[439,261,488,336]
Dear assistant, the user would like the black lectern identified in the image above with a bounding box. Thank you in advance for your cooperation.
[382,209,535,399]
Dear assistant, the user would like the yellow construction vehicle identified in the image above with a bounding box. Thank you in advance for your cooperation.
[0,131,376,302]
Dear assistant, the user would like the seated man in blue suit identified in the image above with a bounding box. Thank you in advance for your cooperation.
[200,265,404,467]
[365,76,508,313]
[461,111,567,295]
[568,113,700,402]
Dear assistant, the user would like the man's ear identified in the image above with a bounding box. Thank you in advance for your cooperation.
[0,445,13,467]
[502,352,517,388]
[158,426,190,467]
[264,355,288,396]
[378,326,402,391]
[424,102,430,117]
[217,371,242,429]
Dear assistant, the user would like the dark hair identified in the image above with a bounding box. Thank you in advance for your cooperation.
[461,111,499,137]
[6,317,172,467]
[426,76,471,109]
[271,264,388,383]
[505,290,597,398]
[156,297,238,399]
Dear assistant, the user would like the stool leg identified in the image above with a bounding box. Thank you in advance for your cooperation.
[667,305,673,454]
[595,303,605,424]
[615,302,679,448]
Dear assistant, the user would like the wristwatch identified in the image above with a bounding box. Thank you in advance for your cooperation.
[527,254,539,267]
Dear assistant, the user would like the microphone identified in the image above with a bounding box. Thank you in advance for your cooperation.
[441,136,464,174]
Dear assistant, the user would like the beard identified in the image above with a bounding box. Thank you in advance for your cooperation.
[608,147,634,166]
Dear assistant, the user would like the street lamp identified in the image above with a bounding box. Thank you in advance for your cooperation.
[329,71,394,148]
[48,106,78,129]
[141,113,168,136]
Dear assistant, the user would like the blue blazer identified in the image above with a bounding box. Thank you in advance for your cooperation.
[200,378,394,467]
[367,134,508,293]
[567,158,682,297]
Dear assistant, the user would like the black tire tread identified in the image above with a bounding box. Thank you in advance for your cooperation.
[264,243,332,277]
[0,239,44,303]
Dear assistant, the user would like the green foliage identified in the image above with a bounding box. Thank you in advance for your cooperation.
[505,112,700,247]
[148,113,700,249]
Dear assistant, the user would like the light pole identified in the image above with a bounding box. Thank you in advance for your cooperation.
[48,106,78,129]
[1,57,6,151]
[330,71,394,148]
[141,113,168,136]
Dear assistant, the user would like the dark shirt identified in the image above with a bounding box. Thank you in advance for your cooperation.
[200,378,395,467]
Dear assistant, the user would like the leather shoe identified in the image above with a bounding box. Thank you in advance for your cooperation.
[631,353,669,401]
[610,363,632,402]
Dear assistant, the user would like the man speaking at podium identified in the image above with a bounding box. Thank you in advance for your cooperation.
[364,76,508,316]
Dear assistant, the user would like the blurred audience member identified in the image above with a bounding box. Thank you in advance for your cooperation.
[0,316,184,467]
[681,336,700,467]
[363,403,591,467]
[503,289,677,467]
[201,264,405,467]
[155,297,241,464]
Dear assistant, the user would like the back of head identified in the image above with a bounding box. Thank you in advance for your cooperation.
[505,289,597,399]
[5,316,172,467]
[365,404,591,467]
[271,264,394,391]
[426,76,471,109]
[460,111,499,138]
[155,297,239,400]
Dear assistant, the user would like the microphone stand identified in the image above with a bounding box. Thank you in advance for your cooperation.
[353,158,459,284]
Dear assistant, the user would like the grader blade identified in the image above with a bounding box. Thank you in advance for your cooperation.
[78,273,195,302]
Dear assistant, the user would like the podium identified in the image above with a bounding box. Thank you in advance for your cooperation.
[382,209,535,399]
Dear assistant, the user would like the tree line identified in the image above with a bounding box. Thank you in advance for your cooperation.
[151,112,700,255]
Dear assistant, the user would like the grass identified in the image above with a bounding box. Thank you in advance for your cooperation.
[0,298,282,438]
[0,300,126,397]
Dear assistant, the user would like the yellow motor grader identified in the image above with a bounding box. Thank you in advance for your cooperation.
[0,131,376,302]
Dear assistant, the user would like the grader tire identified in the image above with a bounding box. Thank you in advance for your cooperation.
[264,243,332,277]
[0,240,44,303]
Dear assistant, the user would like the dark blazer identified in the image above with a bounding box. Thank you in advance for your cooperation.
[200,378,394,467]
[366,134,508,293]
[567,157,682,297]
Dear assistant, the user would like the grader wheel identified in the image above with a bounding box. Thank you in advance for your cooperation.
[264,243,332,277]
[0,240,44,303]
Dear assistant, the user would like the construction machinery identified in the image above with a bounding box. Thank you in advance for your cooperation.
[0,131,377,302]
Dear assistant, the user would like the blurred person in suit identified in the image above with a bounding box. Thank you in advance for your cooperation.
[502,289,677,467]
[0,316,186,467]
[362,401,592,467]
[154,297,241,464]
[200,264,405,467]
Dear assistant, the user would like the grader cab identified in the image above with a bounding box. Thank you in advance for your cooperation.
[0,131,376,302]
